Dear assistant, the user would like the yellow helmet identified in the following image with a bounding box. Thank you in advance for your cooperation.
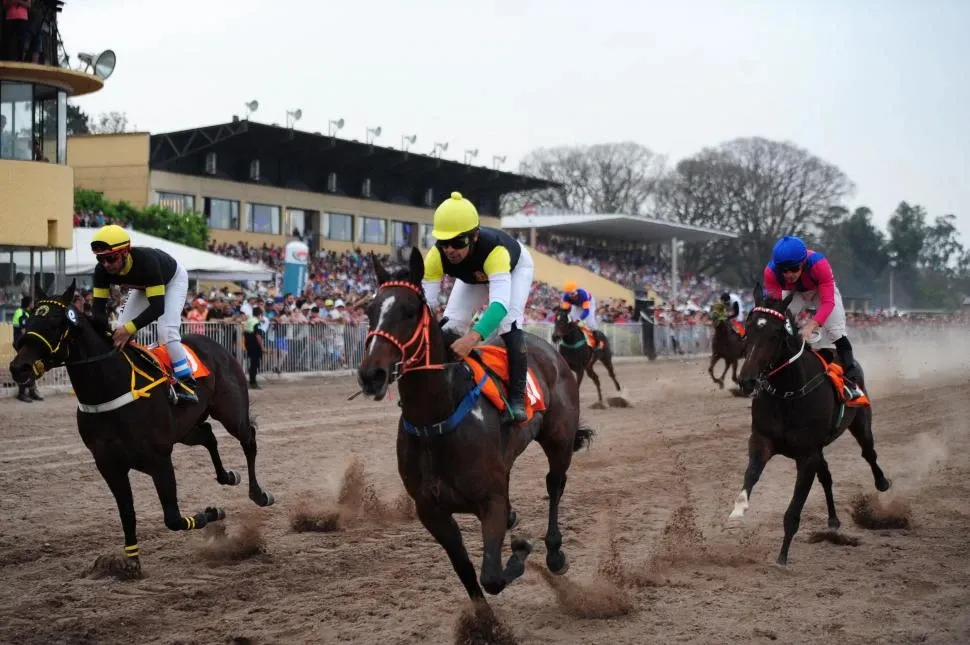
[90,224,131,255]
[563,280,578,292]
[432,191,479,240]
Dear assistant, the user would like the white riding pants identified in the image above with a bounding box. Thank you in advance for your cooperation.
[785,284,848,344]
[567,295,597,330]
[443,244,534,338]
[117,264,191,370]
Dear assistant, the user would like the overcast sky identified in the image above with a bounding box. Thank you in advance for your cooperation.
[61,0,969,238]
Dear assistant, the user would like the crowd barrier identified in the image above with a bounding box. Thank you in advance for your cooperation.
[1,319,965,394]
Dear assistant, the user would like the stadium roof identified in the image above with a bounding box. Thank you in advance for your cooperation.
[148,120,559,196]
[500,213,737,243]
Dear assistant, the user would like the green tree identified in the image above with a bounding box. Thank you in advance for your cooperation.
[66,104,91,135]
[821,206,888,298]
[74,188,208,249]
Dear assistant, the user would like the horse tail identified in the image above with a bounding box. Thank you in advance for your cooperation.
[573,420,595,453]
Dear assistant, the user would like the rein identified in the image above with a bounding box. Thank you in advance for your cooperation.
[750,306,825,400]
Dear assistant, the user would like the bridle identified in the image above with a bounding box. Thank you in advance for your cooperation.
[364,280,448,379]
[17,298,117,379]
[750,306,806,380]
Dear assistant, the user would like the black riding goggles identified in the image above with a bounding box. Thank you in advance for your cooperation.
[96,252,123,265]
[436,235,471,251]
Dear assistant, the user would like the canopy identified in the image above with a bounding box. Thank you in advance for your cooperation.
[10,228,275,282]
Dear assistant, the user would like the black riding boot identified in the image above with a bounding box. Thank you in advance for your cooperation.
[502,325,529,423]
[175,375,200,404]
[834,336,862,392]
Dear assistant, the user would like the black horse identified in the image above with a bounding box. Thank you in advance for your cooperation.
[357,249,593,601]
[707,304,747,390]
[550,308,624,409]
[8,282,275,578]
[732,285,891,565]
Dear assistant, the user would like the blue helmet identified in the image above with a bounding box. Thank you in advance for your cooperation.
[772,235,808,269]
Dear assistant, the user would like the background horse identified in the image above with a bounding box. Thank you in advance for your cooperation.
[8,281,275,578]
[731,285,891,565]
[357,249,593,601]
[707,302,747,390]
[551,308,627,409]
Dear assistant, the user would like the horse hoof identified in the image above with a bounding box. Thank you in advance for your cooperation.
[877,478,892,492]
[776,554,789,566]
[589,401,606,410]
[204,507,226,522]
[510,536,534,558]
[507,509,518,531]
[256,491,275,507]
[221,470,241,486]
[828,517,842,530]
[547,550,569,575]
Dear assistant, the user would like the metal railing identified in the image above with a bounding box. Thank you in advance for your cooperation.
[1,319,965,394]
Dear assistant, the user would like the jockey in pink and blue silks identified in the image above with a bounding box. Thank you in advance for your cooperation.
[763,235,862,393]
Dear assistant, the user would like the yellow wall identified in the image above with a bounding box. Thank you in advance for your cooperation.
[528,246,634,303]
[0,160,74,248]
[67,133,151,207]
[150,170,500,253]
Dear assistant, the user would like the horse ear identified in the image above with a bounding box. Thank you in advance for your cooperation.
[752,282,763,307]
[371,252,390,285]
[408,247,425,285]
[782,291,795,311]
[61,279,76,304]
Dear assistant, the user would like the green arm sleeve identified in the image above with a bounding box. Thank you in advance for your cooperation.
[472,301,509,339]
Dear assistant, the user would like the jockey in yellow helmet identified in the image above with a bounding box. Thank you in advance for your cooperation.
[90,224,199,403]
[421,192,536,423]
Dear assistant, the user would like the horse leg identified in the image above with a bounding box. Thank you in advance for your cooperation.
[848,409,892,491]
[585,365,604,407]
[180,422,241,487]
[95,458,142,578]
[150,456,227,533]
[538,436,571,575]
[708,354,720,386]
[718,360,731,389]
[599,349,623,391]
[207,392,275,507]
[816,455,841,529]
[730,358,740,385]
[416,504,484,600]
[729,432,774,519]
[778,457,819,565]
[480,496,532,596]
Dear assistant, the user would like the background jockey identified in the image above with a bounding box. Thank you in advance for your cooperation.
[421,192,535,423]
[764,234,863,397]
[720,292,745,335]
[561,281,597,336]
[90,224,199,404]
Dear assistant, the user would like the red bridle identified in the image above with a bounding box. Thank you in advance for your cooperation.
[364,280,445,376]
[750,306,805,378]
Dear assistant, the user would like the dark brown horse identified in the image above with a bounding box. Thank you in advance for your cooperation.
[707,306,747,389]
[357,249,593,600]
[550,308,624,409]
[8,281,275,578]
[732,285,891,565]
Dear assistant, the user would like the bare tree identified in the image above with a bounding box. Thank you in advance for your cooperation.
[657,137,854,284]
[500,142,667,216]
[88,111,130,134]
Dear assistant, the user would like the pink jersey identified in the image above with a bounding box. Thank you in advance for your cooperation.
[763,250,836,325]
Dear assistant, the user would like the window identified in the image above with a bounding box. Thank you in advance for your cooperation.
[246,203,281,235]
[358,217,387,245]
[324,213,353,241]
[0,82,66,163]
[391,221,413,247]
[158,192,195,214]
[288,208,306,237]
[420,224,435,249]
[203,198,239,230]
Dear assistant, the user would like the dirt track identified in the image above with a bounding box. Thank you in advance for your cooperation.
[1,336,969,645]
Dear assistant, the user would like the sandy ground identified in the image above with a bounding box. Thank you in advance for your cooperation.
[1,335,969,645]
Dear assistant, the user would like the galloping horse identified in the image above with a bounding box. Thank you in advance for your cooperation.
[707,302,747,389]
[732,285,891,565]
[357,249,593,600]
[551,308,624,409]
[8,282,275,578]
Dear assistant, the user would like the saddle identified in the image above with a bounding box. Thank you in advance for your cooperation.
[814,351,869,407]
[464,346,546,423]
[127,342,211,402]
[579,326,605,350]
[730,320,746,338]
